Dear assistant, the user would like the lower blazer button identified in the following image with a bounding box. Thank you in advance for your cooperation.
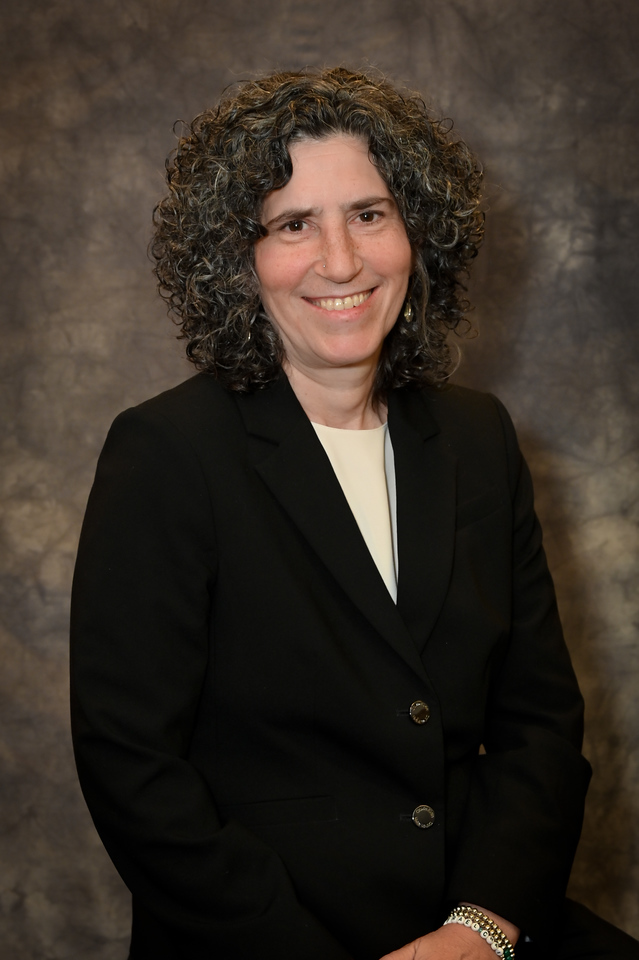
[409,700,430,724]
[412,804,435,829]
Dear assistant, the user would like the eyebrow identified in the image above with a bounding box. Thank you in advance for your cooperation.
[263,195,394,228]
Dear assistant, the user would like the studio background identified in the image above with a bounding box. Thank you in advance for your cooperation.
[1,1,638,957]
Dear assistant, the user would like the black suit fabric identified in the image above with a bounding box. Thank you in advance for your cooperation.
[70,373,591,960]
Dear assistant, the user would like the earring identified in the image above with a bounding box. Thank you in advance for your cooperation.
[403,299,413,322]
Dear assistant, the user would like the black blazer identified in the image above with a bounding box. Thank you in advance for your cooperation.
[70,373,591,960]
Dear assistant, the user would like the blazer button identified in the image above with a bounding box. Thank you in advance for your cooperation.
[412,804,435,829]
[409,700,430,724]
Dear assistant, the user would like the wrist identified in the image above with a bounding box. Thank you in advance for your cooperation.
[444,904,518,959]
[460,903,520,946]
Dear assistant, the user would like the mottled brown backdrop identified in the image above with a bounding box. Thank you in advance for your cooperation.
[1,1,638,957]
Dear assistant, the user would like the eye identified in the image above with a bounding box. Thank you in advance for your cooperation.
[356,210,381,223]
[283,219,306,232]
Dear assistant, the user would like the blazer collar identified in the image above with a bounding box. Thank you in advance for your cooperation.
[387,387,457,654]
[235,376,456,674]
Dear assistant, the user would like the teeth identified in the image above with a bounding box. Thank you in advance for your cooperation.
[313,291,371,311]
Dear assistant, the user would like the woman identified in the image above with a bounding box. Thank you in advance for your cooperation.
[70,68,636,960]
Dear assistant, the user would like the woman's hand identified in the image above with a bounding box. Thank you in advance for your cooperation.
[380,904,519,960]
[379,922,496,959]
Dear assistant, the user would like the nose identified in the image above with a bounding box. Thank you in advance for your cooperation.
[318,223,362,283]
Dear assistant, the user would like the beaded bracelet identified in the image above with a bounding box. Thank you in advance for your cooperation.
[444,904,515,960]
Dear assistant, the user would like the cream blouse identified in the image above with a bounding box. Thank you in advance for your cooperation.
[312,421,398,601]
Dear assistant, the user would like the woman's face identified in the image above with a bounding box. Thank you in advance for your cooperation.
[254,134,413,380]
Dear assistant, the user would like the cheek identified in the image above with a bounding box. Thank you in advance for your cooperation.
[370,230,413,282]
[253,245,278,300]
[394,233,414,277]
[255,243,307,302]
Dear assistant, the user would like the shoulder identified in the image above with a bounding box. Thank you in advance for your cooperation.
[394,382,518,451]
[105,373,246,458]
[125,372,238,430]
[422,381,510,422]
[85,375,248,507]
[390,383,523,499]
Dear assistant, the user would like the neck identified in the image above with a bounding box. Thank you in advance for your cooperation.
[283,359,385,429]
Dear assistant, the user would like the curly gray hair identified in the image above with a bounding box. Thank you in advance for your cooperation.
[151,66,484,397]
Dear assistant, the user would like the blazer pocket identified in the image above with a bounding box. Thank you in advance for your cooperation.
[456,486,503,530]
[222,795,337,826]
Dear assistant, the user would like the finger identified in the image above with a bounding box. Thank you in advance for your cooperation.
[379,946,416,960]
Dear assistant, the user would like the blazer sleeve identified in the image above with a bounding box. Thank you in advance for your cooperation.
[70,405,353,960]
[445,395,592,938]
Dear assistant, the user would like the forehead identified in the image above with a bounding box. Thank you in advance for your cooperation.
[289,133,388,187]
[261,134,392,217]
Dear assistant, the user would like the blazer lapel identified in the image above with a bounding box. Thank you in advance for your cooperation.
[235,377,428,678]
[388,387,457,654]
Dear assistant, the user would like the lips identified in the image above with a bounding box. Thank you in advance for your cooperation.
[306,290,373,311]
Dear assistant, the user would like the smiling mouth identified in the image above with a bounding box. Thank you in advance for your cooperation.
[306,290,373,312]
